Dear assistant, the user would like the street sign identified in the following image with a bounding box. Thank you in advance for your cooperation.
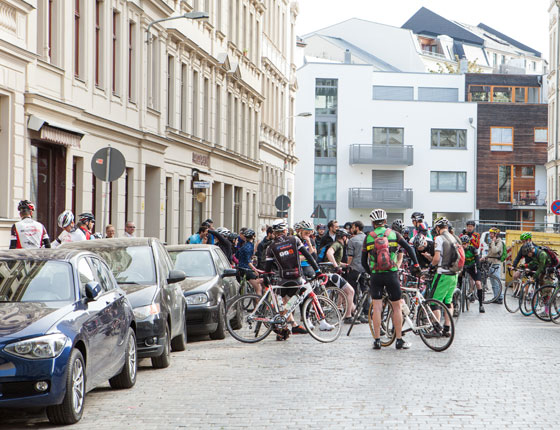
[276,211,288,218]
[193,181,211,189]
[552,200,560,215]
[275,195,291,211]
[91,147,126,182]
[311,204,327,219]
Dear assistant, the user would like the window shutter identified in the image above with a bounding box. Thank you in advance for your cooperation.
[372,170,404,190]
[418,87,458,102]
[372,86,413,101]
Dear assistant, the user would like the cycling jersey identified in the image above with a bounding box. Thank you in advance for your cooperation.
[463,245,479,268]
[264,235,319,282]
[75,227,93,241]
[462,230,481,249]
[52,228,84,248]
[10,218,50,249]
[415,241,435,269]
[235,242,254,270]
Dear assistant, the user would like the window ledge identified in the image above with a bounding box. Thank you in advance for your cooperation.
[37,59,64,75]
[147,106,161,115]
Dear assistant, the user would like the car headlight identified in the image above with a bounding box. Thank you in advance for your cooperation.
[133,303,161,320]
[4,333,69,360]
[185,293,208,305]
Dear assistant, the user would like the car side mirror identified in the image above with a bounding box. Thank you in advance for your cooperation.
[85,282,102,301]
[222,268,237,278]
[167,269,186,284]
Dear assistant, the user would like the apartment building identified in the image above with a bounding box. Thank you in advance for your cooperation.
[0,0,297,245]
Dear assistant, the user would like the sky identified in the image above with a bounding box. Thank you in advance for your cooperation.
[296,0,551,60]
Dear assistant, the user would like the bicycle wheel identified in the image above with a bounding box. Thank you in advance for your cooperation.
[531,285,554,322]
[416,299,454,352]
[324,286,349,320]
[367,297,395,346]
[549,287,560,324]
[503,280,521,313]
[452,288,462,323]
[482,274,502,304]
[302,295,342,343]
[462,276,470,312]
[225,294,274,343]
[519,282,535,317]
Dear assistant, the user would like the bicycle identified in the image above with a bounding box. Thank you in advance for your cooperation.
[346,271,371,336]
[225,274,342,343]
[479,260,503,304]
[503,267,528,313]
[317,262,350,318]
[519,275,537,317]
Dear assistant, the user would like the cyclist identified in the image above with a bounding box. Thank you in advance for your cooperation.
[295,221,318,279]
[483,227,505,303]
[52,210,83,247]
[347,220,369,323]
[209,227,233,262]
[522,242,554,287]
[10,200,51,249]
[235,229,263,296]
[256,226,274,270]
[317,220,339,260]
[410,212,432,241]
[462,220,481,249]
[75,213,96,241]
[325,228,359,324]
[510,232,536,283]
[362,209,421,350]
[264,220,332,340]
[391,219,407,268]
[413,234,434,269]
[460,234,484,313]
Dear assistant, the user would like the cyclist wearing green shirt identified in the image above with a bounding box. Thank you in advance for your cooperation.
[362,209,420,350]
[460,234,484,313]
[522,242,552,285]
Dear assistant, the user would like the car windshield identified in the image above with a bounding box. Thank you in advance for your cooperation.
[169,250,216,277]
[0,260,74,302]
[94,246,157,285]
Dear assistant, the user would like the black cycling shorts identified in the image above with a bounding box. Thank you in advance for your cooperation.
[370,271,401,302]
[276,279,304,298]
[464,265,481,282]
[237,268,258,281]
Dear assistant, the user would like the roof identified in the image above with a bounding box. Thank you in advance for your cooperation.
[402,7,484,45]
[477,23,541,58]
[0,249,87,261]
[165,244,219,252]
[60,237,157,250]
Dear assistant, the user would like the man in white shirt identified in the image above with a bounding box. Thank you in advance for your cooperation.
[125,221,136,237]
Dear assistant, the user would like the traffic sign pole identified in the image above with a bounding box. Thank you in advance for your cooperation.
[103,147,112,237]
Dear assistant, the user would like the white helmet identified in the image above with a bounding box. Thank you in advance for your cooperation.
[57,210,74,228]
[299,220,314,231]
[216,227,230,235]
[272,219,288,232]
[293,222,302,231]
[369,209,387,223]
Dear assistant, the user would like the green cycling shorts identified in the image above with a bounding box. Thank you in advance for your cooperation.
[430,273,458,305]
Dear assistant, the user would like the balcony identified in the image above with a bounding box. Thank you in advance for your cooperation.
[511,190,546,208]
[348,188,413,209]
[349,145,414,166]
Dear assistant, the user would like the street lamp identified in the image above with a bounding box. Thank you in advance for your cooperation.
[146,11,209,44]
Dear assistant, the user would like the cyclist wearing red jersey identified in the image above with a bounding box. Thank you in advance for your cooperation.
[10,200,50,249]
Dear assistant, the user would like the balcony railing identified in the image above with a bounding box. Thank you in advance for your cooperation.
[348,188,413,209]
[512,190,546,207]
[349,145,413,165]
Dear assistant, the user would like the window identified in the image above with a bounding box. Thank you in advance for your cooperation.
[74,0,82,78]
[315,79,337,115]
[498,165,512,203]
[180,64,187,131]
[417,87,458,102]
[315,121,337,157]
[215,85,221,145]
[491,127,513,151]
[431,129,466,149]
[77,258,95,292]
[90,258,114,292]
[469,85,490,102]
[372,86,413,101]
[112,9,120,95]
[314,165,337,201]
[128,21,136,101]
[95,1,102,86]
[372,170,403,189]
[192,70,199,136]
[492,87,512,103]
[519,166,535,177]
[468,85,540,103]
[203,77,210,141]
[430,171,467,192]
[528,87,539,103]
[147,35,159,109]
[535,128,548,143]
[493,53,497,66]
[372,127,404,145]
[514,87,525,103]
[167,55,175,126]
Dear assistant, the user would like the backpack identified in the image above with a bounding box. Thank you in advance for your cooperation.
[317,245,328,262]
[540,246,560,267]
[441,231,465,274]
[368,229,396,272]
[500,240,508,262]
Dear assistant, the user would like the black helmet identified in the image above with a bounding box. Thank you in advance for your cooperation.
[521,242,535,256]
[391,219,404,233]
[243,229,255,239]
[466,220,476,226]
[18,200,35,212]
[411,212,424,221]
[335,228,351,239]
[78,212,95,223]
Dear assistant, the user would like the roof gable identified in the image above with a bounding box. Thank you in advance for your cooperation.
[477,23,541,57]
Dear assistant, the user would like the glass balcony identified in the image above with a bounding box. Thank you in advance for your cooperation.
[349,145,413,165]
[348,188,413,209]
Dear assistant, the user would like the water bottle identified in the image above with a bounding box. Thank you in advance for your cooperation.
[285,294,299,312]
[402,302,411,316]
[277,295,284,312]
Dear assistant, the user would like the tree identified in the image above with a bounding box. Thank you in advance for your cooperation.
[429,55,483,74]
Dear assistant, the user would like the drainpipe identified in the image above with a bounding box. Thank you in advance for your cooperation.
[469,117,477,221]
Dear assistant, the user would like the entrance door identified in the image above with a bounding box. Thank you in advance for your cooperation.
[30,142,66,238]
[520,209,535,231]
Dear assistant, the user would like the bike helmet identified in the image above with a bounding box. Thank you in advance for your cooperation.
[489,227,500,234]
[272,219,288,232]
[411,211,424,221]
[227,232,238,242]
[433,216,449,228]
[369,209,387,222]
[243,229,255,239]
[57,210,75,228]
[521,242,535,256]
[299,220,314,231]
[78,212,95,223]
[417,222,428,233]
[292,222,302,231]
[520,232,532,241]
[391,219,404,233]
[460,234,470,244]
[216,227,230,235]
[17,200,35,212]
[413,234,428,249]
[335,228,351,239]
[466,220,476,226]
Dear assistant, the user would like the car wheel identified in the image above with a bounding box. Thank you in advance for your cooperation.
[46,349,86,425]
[229,298,243,330]
[151,324,171,369]
[171,310,187,352]
[209,300,226,340]
[109,327,137,389]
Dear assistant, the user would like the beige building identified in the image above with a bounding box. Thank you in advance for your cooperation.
[0,0,298,246]
[548,1,560,225]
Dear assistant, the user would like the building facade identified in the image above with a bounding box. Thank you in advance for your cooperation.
[548,1,560,227]
[294,62,478,227]
[0,0,298,246]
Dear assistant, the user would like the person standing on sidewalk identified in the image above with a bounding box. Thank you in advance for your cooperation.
[10,200,51,249]
[347,220,369,323]
[484,227,505,304]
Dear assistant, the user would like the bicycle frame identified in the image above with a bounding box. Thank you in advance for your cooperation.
[400,286,442,334]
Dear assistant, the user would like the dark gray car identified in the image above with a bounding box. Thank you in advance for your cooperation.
[166,245,241,339]
[61,238,187,369]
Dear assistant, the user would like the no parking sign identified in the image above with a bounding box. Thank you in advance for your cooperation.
[551,200,560,215]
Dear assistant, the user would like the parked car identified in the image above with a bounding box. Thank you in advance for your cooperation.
[165,245,241,339]
[61,238,187,369]
[0,249,137,425]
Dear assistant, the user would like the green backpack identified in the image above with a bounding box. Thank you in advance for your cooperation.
[500,241,507,262]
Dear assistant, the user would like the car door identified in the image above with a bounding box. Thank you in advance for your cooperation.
[213,249,237,300]
[77,257,114,390]
[154,242,183,338]
[89,256,128,372]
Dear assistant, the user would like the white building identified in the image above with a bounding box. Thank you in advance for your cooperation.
[294,60,478,227]
[0,0,298,246]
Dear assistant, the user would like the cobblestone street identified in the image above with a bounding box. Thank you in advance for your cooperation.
[2,303,560,429]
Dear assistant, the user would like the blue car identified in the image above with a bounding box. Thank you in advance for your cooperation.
[0,249,137,425]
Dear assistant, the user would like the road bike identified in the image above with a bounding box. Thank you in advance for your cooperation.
[225,274,342,343]
[503,268,528,313]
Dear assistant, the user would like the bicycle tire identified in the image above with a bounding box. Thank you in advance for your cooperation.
[302,295,342,343]
[347,291,369,336]
[549,286,560,324]
[452,288,462,323]
[463,276,470,312]
[531,285,554,322]
[503,280,521,313]
[481,274,502,304]
[519,282,535,317]
[417,299,454,352]
[367,298,394,347]
[225,294,274,343]
[324,286,349,320]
